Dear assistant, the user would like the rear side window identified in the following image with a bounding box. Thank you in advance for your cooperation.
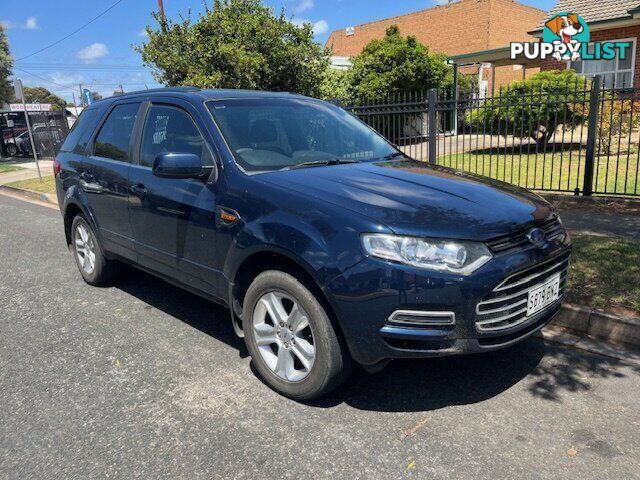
[139,104,213,168]
[59,108,101,154]
[93,103,139,162]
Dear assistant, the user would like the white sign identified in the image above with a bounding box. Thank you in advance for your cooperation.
[9,103,53,112]
[14,80,24,101]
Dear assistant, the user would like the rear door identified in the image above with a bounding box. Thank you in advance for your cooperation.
[128,99,223,298]
[81,101,141,260]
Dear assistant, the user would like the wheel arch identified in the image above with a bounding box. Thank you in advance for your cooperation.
[229,248,347,348]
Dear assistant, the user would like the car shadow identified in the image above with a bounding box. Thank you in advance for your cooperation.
[114,266,639,413]
[114,265,249,359]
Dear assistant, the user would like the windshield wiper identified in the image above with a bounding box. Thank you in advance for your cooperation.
[288,158,360,170]
[381,152,406,161]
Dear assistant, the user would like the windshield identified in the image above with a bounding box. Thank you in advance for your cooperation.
[207,97,397,172]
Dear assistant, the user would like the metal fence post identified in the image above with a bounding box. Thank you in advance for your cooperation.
[428,88,437,164]
[583,75,601,196]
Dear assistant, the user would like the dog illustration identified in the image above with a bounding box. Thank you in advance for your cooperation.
[545,13,583,61]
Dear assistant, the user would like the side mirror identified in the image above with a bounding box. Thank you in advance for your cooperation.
[152,153,205,179]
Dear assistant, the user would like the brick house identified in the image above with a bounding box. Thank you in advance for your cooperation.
[325,0,547,92]
[535,0,640,89]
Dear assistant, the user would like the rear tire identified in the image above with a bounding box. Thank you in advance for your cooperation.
[242,270,351,400]
[6,144,18,157]
[70,215,119,286]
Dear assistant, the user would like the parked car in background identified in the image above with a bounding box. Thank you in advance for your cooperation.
[54,88,571,400]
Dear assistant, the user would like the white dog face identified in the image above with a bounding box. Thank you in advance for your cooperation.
[546,14,583,43]
[546,13,584,61]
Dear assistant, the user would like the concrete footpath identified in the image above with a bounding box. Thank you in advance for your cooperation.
[0,158,54,185]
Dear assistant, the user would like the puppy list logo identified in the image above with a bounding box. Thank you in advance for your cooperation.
[511,12,632,63]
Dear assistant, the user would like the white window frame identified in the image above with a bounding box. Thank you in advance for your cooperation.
[567,37,637,89]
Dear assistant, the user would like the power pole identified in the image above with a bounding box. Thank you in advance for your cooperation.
[79,83,85,107]
[71,92,80,117]
[157,0,165,20]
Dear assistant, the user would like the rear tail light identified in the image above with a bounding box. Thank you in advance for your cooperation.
[53,159,61,177]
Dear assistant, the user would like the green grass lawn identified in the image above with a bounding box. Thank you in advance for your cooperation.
[6,175,56,195]
[0,164,26,174]
[438,150,640,196]
[567,235,640,317]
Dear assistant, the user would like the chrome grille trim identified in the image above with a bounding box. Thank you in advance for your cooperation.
[387,310,456,327]
[494,257,569,292]
[475,254,570,332]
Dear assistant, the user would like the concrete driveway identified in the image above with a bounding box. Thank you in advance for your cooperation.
[1,193,639,479]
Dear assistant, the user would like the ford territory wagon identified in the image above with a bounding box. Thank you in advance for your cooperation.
[55,88,571,400]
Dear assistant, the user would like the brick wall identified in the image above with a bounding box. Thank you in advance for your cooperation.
[324,0,547,91]
[326,0,545,57]
[540,24,640,87]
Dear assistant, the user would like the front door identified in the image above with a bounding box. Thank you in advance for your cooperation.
[81,102,141,260]
[128,101,223,298]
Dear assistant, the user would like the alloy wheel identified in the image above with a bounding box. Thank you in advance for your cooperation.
[74,223,96,275]
[252,290,316,382]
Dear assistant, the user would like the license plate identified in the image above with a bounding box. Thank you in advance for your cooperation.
[527,273,560,317]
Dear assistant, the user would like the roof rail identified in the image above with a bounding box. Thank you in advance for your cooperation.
[119,86,202,96]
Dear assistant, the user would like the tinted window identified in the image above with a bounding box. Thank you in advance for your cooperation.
[207,98,396,172]
[60,107,101,154]
[139,105,212,168]
[93,103,139,161]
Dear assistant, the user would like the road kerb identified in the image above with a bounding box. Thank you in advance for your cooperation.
[0,184,57,207]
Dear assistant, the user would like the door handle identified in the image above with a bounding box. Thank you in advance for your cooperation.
[130,184,147,198]
[80,171,94,182]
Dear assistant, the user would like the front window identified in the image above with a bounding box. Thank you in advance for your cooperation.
[207,98,397,172]
[570,39,636,89]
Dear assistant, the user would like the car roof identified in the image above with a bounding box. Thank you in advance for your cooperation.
[91,87,313,106]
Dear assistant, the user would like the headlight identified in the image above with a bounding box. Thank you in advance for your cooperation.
[361,234,492,275]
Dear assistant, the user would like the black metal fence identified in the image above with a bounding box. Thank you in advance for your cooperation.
[341,76,640,196]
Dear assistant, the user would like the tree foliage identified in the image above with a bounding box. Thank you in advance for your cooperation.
[347,25,449,100]
[135,0,328,97]
[466,70,589,147]
[18,86,67,109]
[319,68,351,101]
[0,24,13,105]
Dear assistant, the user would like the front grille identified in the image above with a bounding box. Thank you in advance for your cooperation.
[487,218,566,253]
[475,253,570,332]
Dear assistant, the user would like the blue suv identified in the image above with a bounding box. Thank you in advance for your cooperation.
[55,88,571,400]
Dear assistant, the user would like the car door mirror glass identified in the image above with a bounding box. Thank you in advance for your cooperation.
[152,153,205,179]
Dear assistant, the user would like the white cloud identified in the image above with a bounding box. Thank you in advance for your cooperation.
[434,0,451,5]
[312,20,328,35]
[294,0,314,14]
[1,20,14,30]
[24,17,38,29]
[291,17,329,36]
[76,43,109,63]
[138,28,149,37]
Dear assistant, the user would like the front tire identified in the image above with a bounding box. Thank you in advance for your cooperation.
[242,270,351,400]
[71,215,119,286]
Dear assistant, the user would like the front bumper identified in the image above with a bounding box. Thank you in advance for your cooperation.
[325,238,571,366]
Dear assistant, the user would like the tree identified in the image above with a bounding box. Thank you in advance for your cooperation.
[0,24,13,105]
[347,25,449,100]
[466,70,589,148]
[135,0,328,97]
[319,68,351,101]
[18,86,67,109]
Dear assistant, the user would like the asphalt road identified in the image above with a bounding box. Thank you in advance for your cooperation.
[1,193,639,480]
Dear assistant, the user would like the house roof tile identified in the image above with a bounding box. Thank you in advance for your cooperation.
[536,0,640,29]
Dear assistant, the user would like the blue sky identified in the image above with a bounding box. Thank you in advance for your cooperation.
[1,0,557,102]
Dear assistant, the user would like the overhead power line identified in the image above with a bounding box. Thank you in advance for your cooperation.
[12,67,78,92]
[16,0,126,61]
